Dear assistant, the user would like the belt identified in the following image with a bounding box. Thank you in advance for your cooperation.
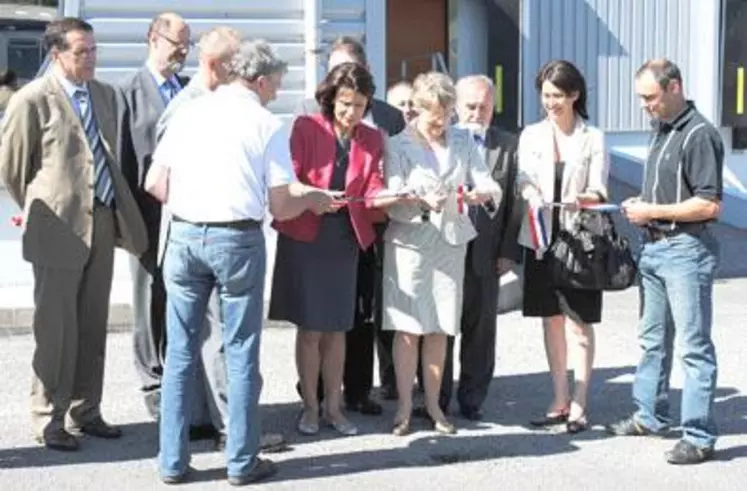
[644,225,703,243]
[172,215,262,230]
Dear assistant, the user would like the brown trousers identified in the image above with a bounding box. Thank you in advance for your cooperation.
[30,203,116,436]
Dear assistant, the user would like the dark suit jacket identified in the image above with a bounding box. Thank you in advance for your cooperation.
[469,126,524,277]
[297,97,405,137]
[273,113,386,250]
[117,66,189,260]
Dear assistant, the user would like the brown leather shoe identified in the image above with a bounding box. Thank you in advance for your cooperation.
[36,428,79,451]
[77,417,122,439]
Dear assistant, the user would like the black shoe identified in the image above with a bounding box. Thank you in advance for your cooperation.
[605,416,656,437]
[77,417,122,439]
[36,428,79,451]
[189,424,219,441]
[346,397,383,416]
[529,411,569,427]
[665,440,714,465]
[161,466,195,485]
[227,458,277,486]
[459,407,484,421]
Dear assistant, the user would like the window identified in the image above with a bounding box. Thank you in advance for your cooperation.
[7,38,43,81]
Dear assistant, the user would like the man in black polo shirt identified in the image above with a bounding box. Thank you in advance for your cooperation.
[607,59,723,465]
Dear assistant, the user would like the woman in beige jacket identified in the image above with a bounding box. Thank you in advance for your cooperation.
[517,60,609,433]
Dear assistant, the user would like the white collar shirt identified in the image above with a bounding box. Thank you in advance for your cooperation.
[152,83,297,222]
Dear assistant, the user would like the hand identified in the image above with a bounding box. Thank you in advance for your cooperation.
[463,189,493,206]
[524,186,544,210]
[576,191,602,208]
[496,258,515,276]
[307,189,346,215]
[621,196,641,208]
[421,190,448,212]
[622,199,654,226]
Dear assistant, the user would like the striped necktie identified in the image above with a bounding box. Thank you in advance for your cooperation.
[74,89,114,206]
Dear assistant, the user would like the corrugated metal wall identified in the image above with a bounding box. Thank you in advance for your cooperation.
[77,0,366,120]
[521,0,699,131]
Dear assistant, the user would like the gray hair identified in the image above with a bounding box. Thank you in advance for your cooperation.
[456,74,494,94]
[411,71,457,111]
[228,39,288,81]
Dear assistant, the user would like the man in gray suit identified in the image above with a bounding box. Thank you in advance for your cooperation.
[439,75,523,420]
[118,12,192,422]
[0,18,148,451]
[295,36,406,414]
[156,27,287,453]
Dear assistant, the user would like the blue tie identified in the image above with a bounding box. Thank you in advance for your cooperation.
[162,79,178,103]
[74,89,114,206]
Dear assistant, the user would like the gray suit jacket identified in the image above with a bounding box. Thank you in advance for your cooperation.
[0,74,147,268]
[469,127,523,275]
[297,97,405,137]
[117,66,188,264]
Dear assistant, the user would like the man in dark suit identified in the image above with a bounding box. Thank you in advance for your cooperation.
[0,18,148,450]
[439,74,523,420]
[296,36,405,414]
[118,12,197,423]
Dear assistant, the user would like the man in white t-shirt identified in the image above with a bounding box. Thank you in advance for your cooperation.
[147,39,340,486]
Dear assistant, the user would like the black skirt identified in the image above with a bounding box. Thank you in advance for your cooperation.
[522,248,603,325]
[521,160,602,325]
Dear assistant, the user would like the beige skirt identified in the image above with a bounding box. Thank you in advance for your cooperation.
[381,230,467,336]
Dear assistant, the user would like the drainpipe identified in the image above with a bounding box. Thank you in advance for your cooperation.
[304,0,322,98]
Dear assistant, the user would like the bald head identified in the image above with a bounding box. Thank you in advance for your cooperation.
[147,12,190,77]
[196,27,242,89]
[455,74,495,129]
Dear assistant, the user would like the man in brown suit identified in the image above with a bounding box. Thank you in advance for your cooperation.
[0,18,148,451]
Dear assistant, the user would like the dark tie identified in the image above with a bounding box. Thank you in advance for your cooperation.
[74,89,114,206]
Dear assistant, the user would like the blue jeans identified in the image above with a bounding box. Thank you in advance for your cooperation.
[159,221,266,479]
[632,228,719,448]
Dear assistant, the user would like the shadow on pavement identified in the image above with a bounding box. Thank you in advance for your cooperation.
[2,365,744,484]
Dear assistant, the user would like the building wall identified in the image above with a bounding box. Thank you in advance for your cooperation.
[520,0,721,131]
[69,0,369,120]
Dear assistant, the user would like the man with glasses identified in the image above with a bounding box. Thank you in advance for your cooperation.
[118,12,202,429]
[0,18,147,451]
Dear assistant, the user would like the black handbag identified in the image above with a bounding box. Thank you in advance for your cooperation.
[547,209,637,291]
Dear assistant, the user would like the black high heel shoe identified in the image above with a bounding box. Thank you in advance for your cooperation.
[566,417,589,434]
[529,410,569,427]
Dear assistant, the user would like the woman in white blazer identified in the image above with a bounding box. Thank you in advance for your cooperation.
[382,72,502,437]
[517,60,609,433]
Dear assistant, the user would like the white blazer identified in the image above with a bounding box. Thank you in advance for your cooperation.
[385,125,503,247]
[516,117,609,251]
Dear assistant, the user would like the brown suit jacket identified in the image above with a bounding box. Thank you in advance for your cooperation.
[0,73,148,269]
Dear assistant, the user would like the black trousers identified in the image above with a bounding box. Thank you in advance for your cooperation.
[440,257,500,412]
[343,238,395,403]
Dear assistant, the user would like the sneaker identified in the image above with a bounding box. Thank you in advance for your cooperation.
[227,458,277,486]
[665,440,714,465]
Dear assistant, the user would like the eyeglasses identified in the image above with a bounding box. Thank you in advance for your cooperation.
[155,31,193,50]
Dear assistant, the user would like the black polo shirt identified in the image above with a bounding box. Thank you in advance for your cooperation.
[642,101,724,231]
